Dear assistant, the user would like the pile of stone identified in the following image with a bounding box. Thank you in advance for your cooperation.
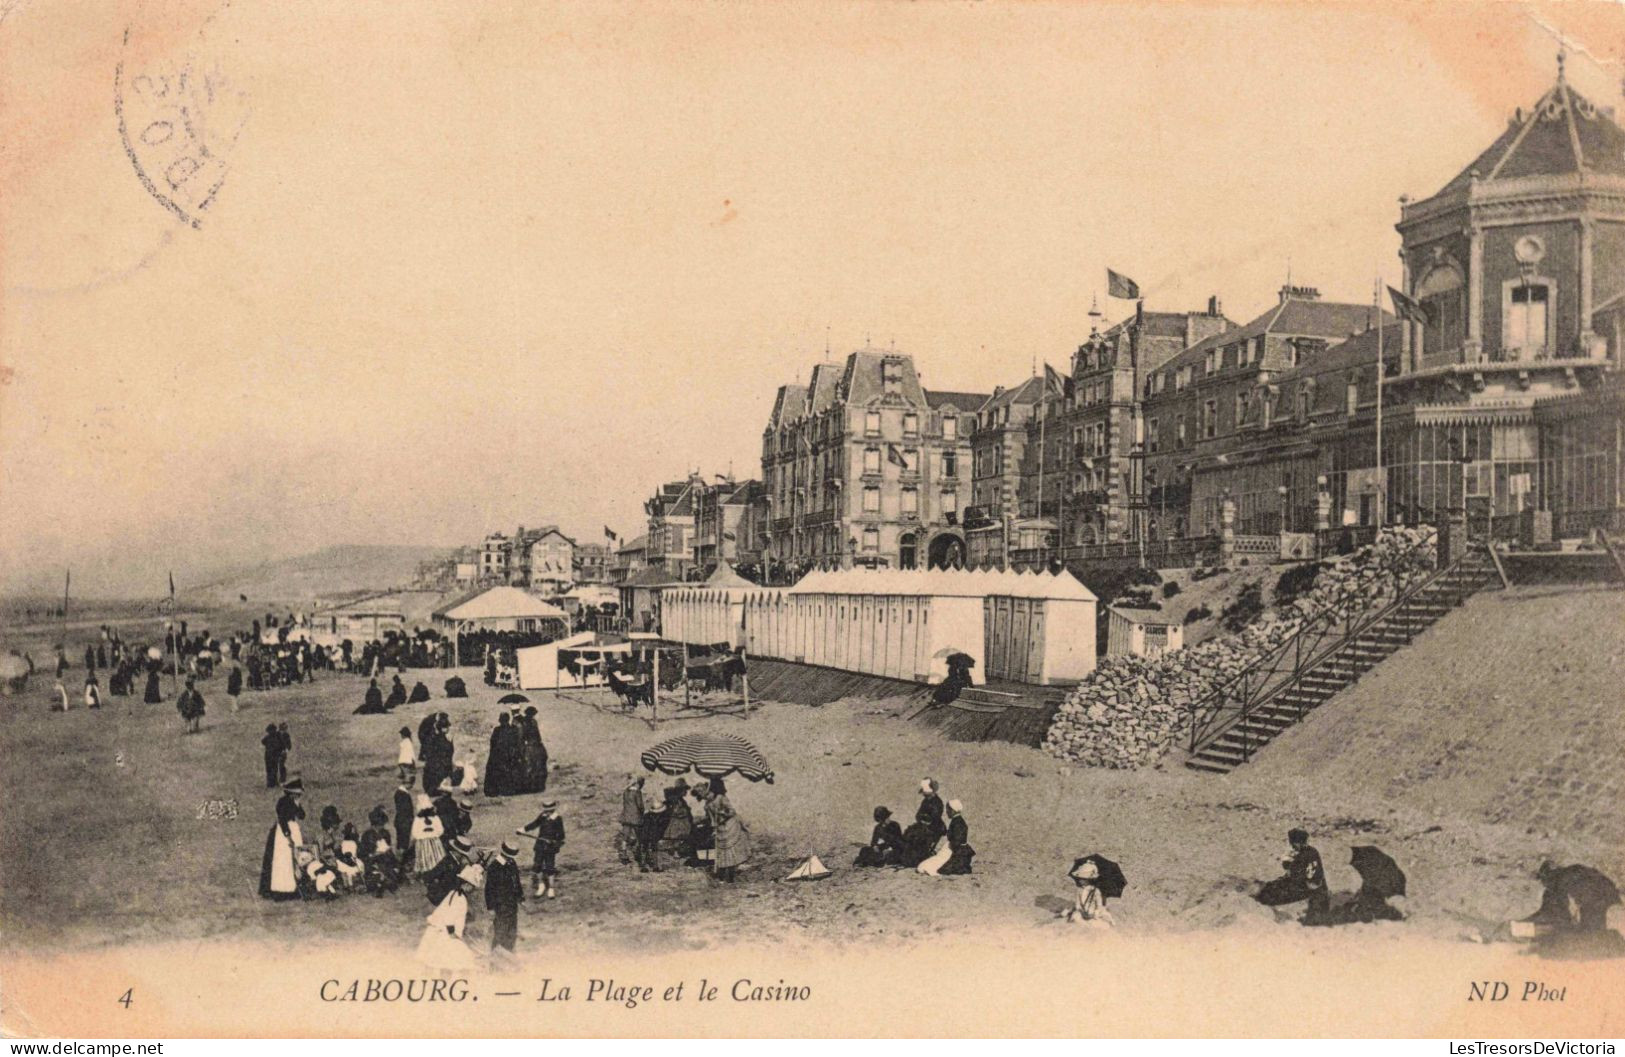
[1041,527,1438,769]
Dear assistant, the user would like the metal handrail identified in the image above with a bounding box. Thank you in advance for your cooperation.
[1186,528,1441,753]
[1189,543,1497,760]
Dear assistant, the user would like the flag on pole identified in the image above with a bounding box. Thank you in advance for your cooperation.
[886,444,907,468]
[604,526,618,542]
[1107,269,1141,300]
[168,571,175,600]
[1387,286,1430,326]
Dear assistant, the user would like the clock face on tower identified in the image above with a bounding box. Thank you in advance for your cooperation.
[1513,234,1547,265]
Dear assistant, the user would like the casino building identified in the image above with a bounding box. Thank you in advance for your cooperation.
[992,67,1625,564]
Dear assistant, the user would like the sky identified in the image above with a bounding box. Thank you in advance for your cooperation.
[3,0,1623,598]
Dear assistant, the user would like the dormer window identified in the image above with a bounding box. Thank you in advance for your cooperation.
[882,358,904,396]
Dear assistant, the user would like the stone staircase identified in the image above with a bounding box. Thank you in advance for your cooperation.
[1184,549,1499,775]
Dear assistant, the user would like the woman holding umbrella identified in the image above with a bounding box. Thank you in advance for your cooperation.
[1066,854,1127,928]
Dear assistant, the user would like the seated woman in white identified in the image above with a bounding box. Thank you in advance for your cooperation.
[1066,860,1114,928]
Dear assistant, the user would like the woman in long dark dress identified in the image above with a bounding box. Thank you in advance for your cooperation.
[143,668,163,704]
[518,707,548,793]
[258,779,306,900]
[901,778,946,866]
[425,714,455,795]
[484,714,522,797]
[933,800,975,876]
[418,714,446,793]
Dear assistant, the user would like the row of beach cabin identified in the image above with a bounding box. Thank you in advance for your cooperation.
[660,567,1099,686]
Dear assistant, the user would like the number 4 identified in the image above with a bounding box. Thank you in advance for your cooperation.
[119,989,133,1008]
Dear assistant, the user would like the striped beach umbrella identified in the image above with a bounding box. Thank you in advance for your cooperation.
[640,732,774,784]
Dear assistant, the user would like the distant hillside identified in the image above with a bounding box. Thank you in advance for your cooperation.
[184,545,449,606]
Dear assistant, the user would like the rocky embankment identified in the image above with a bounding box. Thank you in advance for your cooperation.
[1042,528,1437,768]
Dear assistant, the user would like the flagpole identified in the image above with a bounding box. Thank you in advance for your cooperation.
[1374,278,1385,530]
[1036,398,1047,569]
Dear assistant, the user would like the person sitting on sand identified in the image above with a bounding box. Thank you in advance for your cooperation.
[1066,860,1114,927]
[901,779,946,867]
[1524,861,1621,934]
[360,806,403,895]
[296,846,338,899]
[354,678,387,715]
[408,680,431,704]
[919,800,973,876]
[1254,828,1330,923]
[855,807,905,868]
[333,823,365,891]
[443,675,468,699]
[385,675,408,710]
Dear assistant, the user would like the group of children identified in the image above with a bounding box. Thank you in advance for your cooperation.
[298,803,410,899]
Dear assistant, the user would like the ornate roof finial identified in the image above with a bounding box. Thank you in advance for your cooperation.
[1557,45,1567,83]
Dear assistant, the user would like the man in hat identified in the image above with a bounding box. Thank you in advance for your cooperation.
[261,724,284,788]
[484,840,525,956]
[455,797,475,840]
[618,775,646,866]
[424,835,476,905]
[176,676,205,734]
[275,723,293,784]
[520,801,566,898]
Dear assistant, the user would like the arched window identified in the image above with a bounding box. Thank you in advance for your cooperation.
[1414,264,1465,358]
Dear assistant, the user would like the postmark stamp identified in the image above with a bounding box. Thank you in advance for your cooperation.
[114,17,249,229]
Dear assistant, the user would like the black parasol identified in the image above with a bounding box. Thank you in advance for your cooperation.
[497,693,530,705]
[1351,845,1407,899]
[1070,853,1128,899]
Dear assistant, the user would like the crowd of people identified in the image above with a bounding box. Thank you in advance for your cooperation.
[20,607,1618,967]
[255,710,572,969]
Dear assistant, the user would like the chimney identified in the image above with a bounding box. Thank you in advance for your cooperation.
[1207,295,1222,317]
[1278,285,1321,304]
